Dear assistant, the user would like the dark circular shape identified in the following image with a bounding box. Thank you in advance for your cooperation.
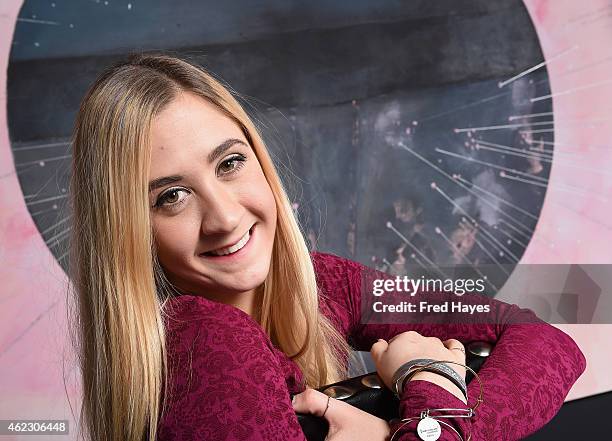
[360,374,383,389]
[7,0,552,290]
[467,341,493,357]
[322,385,356,400]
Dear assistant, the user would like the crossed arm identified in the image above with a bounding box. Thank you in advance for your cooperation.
[333,253,587,441]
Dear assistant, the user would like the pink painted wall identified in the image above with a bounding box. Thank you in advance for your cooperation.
[522,0,612,401]
[0,2,80,439]
[1,0,611,439]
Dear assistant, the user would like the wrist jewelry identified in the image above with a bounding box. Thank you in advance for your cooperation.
[403,365,467,402]
[391,359,437,397]
[391,416,465,441]
[392,359,468,401]
[389,360,484,441]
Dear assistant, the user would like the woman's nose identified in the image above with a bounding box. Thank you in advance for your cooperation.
[199,185,244,236]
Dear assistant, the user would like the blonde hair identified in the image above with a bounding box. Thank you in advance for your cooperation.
[69,53,351,441]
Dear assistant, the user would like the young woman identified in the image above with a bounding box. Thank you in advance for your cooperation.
[69,53,586,441]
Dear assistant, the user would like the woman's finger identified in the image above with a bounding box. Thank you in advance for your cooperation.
[370,338,389,364]
[442,339,467,379]
[291,388,330,418]
[442,338,465,357]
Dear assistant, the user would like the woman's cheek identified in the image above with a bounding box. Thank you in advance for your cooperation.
[153,217,195,261]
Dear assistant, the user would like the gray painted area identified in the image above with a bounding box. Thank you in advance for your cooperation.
[12,0,529,61]
[9,1,543,140]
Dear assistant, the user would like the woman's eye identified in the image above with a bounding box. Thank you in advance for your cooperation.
[155,188,189,209]
[218,154,247,176]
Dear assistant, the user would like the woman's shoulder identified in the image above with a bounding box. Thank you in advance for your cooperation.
[309,250,377,292]
[311,251,353,295]
[310,250,367,277]
[309,251,373,335]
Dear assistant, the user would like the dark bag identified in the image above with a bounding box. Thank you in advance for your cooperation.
[296,341,492,441]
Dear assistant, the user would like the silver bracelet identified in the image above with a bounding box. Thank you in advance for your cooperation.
[392,359,468,401]
[389,359,485,441]
[391,359,436,398]
[414,362,468,401]
[422,407,475,419]
[389,416,465,441]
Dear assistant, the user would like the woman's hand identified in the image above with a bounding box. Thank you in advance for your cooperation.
[292,388,390,441]
[370,331,467,404]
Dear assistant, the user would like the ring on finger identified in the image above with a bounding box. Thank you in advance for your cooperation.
[321,395,331,418]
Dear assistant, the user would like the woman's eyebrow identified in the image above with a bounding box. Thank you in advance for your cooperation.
[207,138,248,163]
[149,175,183,193]
[148,138,248,193]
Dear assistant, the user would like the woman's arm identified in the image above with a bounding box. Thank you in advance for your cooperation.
[158,294,307,441]
[311,251,587,441]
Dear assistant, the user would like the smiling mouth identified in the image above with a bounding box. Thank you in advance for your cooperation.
[202,225,254,257]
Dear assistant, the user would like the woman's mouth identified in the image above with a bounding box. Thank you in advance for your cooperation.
[200,225,255,259]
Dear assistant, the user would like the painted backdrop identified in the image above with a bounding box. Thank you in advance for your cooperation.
[1,1,612,439]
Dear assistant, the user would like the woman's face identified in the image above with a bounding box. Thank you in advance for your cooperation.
[148,91,277,310]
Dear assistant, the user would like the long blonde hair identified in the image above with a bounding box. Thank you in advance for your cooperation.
[69,53,351,441]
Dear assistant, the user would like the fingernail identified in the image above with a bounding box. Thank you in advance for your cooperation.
[291,395,297,405]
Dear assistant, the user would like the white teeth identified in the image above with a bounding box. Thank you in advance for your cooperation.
[209,230,250,256]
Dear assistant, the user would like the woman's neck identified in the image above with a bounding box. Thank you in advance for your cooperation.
[174,284,263,322]
[229,288,262,320]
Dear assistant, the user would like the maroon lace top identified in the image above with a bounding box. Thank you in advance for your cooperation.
[157,251,586,440]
